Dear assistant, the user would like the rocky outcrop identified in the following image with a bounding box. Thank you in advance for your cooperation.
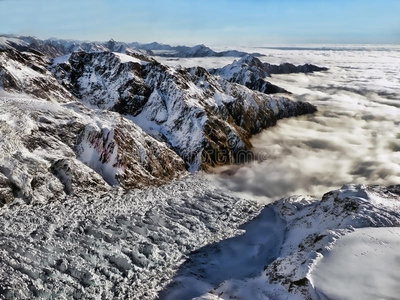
[0,172,13,205]
[51,51,154,112]
[264,62,328,74]
[211,55,328,95]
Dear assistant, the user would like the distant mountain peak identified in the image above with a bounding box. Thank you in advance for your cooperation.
[211,54,328,95]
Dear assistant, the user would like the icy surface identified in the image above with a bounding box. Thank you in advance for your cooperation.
[113,52,148,64]
[310,227,400,300]
[2,176,399,299]
[159,206,286,299]
[0,176,259,300]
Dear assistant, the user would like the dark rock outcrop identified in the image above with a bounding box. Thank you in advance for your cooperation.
[264,62,328,74]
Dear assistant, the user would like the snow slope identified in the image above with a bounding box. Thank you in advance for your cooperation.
[159,206,286,300]
[162,184,400,299]
[310,227,400,300]
[0,48,75,102]
[0,36,29,50]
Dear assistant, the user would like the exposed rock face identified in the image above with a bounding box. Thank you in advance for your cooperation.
[211,55,328,95]
[0,48,75,102]
[52,51,316,170]
[0,97,186,205]
[0,172,13,205]
[51,51,154,113]
[264,62,328,74]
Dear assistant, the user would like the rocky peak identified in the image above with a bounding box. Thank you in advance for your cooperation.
[106,38,116,51]
[0,48,75,102]
[264,62,329,74]
[210,54,290,95]
[211,54,328,95]
[238,54,267,71]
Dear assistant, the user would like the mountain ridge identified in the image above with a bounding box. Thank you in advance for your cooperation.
[0,35,264,58]
[0,36,317,204]
[210,54,328,95]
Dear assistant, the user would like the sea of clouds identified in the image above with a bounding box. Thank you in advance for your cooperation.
[163,45,400,203]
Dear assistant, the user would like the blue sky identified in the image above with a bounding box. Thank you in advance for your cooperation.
[0,0,399,46]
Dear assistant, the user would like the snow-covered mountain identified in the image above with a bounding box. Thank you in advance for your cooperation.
[210,55,328,95]
[263,61,328,74]
[148,44,264,58]
[0,47,75,102]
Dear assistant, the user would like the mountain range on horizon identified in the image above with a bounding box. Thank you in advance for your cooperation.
[0,34,266,58]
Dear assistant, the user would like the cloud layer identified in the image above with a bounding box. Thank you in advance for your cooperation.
[203,46,400,203]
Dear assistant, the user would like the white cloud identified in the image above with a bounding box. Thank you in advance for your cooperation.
[203,46,400,203]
